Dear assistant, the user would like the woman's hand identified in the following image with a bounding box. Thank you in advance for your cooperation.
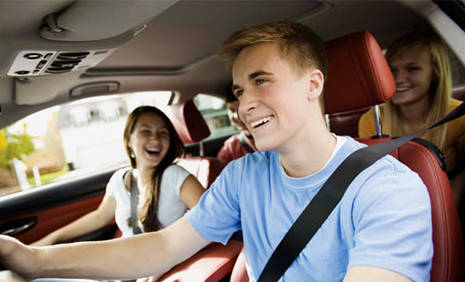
[0,235,38,280]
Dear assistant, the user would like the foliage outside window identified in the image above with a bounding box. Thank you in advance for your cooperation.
[0,91,171,197]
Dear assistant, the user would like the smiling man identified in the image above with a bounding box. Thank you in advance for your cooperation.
[0,21,432,282]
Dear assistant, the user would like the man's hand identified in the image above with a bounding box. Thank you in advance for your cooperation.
[0,235,37,280]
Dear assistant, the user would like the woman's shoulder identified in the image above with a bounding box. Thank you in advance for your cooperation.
[164,164,191,178]
[357,108,376,137]
[446,98,465,139]
[106,167,130,195]
[109,167,130,181]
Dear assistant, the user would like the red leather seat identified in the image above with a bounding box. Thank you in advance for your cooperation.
[230,31,465,282]
[165,100,225,188]
[158,100,241,281]
[324,31,465,282]
[328,106,370,137]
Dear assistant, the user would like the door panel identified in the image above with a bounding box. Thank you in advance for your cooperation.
[0,168,118,244]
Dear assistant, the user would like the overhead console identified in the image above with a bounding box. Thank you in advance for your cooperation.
[8,49,115,77]
[6,0,179,77]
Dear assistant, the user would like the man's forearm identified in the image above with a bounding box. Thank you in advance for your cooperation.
[33,218,208,280]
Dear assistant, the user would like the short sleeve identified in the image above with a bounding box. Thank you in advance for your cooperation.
[348,161,433,282]
[185,162,241,244]
[358,109,376,138]
[105,168,128,198]
[162,164,190,197]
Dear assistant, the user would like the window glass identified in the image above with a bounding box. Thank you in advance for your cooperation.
[194,94,238,139]
[0,91,172,197]
[449,49,465,87]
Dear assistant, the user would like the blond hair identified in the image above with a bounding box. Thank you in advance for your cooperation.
[219,21,327,78]
[381,29,451,152]
[219,21,327,112]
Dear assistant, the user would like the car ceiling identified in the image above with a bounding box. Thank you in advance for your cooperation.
[0,0,432,128]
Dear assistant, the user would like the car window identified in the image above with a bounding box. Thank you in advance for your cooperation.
[194,94,238,140]
[450,50,465,87]
[0,91,172,197]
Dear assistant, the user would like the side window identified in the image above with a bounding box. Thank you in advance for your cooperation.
[449,50,465,87]
[0,91,172,197]
[194,94,238,139]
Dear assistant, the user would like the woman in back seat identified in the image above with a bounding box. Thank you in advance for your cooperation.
[32,105,205,245]
[358,28,465,204]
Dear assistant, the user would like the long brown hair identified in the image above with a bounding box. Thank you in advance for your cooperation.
[123,106,184,232]
[382,28,451,152]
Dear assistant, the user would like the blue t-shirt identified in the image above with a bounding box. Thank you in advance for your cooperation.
[186,136,433,281]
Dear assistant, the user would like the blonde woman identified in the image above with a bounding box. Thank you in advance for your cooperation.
[358,28,465,201]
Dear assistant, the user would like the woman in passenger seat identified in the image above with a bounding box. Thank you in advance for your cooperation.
[358,28,465,203]
[32,105,206,245]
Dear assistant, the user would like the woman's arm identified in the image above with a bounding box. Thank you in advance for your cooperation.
[179,175,206,208]
[31,194,116,246]
[0,217,209,280]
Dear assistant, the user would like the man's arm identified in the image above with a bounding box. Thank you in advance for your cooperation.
[0,217,209,281]
[344,266,412,282]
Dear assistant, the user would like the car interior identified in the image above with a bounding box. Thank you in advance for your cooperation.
[0,0,464,281]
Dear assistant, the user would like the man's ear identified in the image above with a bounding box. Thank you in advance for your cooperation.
[307,69,324,101]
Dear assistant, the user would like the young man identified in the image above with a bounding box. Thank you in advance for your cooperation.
[217,92,257,164]
[0,21,432,282]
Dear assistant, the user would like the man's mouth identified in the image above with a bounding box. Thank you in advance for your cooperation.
[249,116,274,129]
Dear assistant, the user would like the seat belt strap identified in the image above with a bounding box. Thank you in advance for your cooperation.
[129,170,143,235]
[258,101,465,282]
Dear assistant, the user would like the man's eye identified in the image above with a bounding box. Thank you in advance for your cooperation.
[256,78,266,85]
[234,90,243,98]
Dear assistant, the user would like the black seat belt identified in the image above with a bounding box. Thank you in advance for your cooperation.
[258,101,465,282]
[129,170,143,235]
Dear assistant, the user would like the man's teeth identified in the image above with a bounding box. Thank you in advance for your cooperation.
[250,116,273,128]
[396,87,409,91]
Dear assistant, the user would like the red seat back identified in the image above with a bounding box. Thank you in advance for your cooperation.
[165,100,225,188]
[360,138,465,281]
[324,32,465,282]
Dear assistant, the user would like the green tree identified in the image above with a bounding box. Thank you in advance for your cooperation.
[0,128,35,169]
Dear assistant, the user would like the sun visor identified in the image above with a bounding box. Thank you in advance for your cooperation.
[40,0,178,41]
[15,72,82,105]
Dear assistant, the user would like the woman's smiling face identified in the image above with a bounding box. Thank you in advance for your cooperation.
[389,46,435,106]
[129,111,170,169]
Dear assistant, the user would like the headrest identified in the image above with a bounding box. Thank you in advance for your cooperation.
[165,100,210,144]
[323,31,396,114]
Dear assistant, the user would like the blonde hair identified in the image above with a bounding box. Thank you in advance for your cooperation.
[219,21,327,78]
[219,21,328,111]
[381,29,451,152]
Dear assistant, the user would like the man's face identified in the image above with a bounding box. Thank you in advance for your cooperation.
[226,100,248,132]
[232,42,317,152]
